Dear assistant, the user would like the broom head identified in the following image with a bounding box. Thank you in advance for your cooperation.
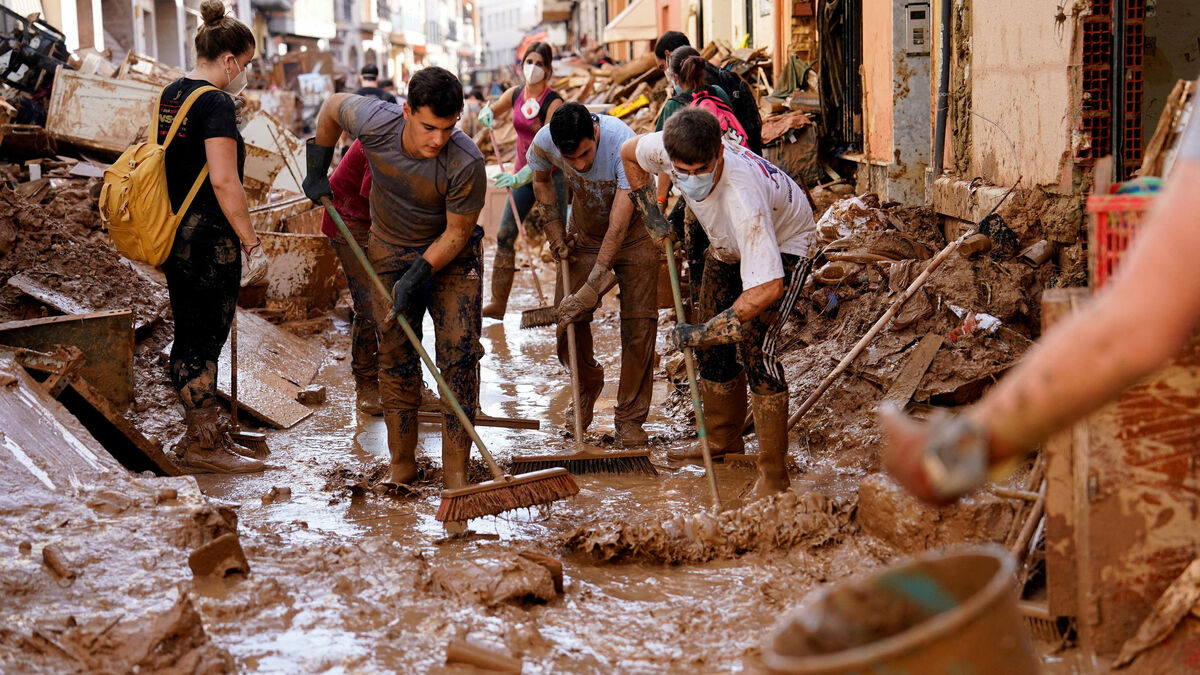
[436,468,578,521]
[511,445,657,476]
[520,305,557,329]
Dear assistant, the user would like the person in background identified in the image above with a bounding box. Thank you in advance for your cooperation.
[379,77,396,97]
[459,88,485,139]
[355,63,396,103]
[476,41,568,319]
[161,0,268,474]
[882,98,1200,505]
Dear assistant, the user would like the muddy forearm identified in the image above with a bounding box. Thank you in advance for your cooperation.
[620,138,652,191]
[532,171,558,212]
[212,180,256,247]
[423,213,477,270]
[732,279,783,322]
[314,94,352,147]
[595,189,634,270]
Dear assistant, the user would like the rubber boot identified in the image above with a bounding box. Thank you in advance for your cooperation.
[482,247,516,319]
[615,421,649,447]
[565,377,603,433]
[668,372,747,460]
[441,423,470,490]
[382,410,418,486]
[356,377,384,416]
[174,406,265,474]
[751,390,792,498]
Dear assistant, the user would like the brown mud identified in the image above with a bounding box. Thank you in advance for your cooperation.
[0,189,1073,672]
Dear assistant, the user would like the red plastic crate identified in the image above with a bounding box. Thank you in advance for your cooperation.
[1087,194,1154,287]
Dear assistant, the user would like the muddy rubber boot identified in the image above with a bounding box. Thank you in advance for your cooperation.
[482,247,516,319]
[615,421,649,447]
[356,377,384,416]
[382,410,418,486]
[175,406,265,474]
[419,383,440,412]
[751,390,792,498]
[441,424,470,491]
[223,433,268,460]
[668,372,747,460]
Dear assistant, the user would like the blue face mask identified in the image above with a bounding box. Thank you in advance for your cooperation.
[674,170,715,201]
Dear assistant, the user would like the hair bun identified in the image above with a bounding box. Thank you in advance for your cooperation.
[199,0,226,26]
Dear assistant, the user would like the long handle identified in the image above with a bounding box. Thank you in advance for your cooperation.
[665,241,721,510]
[488,128,547,306]
[560,259,589,452]
[321,198,505,480]
[787,229,973,430]
[231,310,239,429]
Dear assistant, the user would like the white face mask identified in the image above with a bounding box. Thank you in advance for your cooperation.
[523,63,546,84]
[674,169,716,201]
[224,57,248,96]
[665,70,682,94]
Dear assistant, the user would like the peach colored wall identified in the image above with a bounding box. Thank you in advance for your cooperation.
[656,0,681,32]
[863,0,894,163]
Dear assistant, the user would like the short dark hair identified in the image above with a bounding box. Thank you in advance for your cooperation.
[361,63,379,79]
[653,31,690,61]
[379,77,394,88]
[408,67,465,119]
[663,107,722,165]
[549,102,595,155]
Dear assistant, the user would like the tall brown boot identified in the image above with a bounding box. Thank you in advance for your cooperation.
[356,377,384,416]
[482,247,516,319]
[174,406,265,474]
[668,372,747,460]
[751,390,792,498]
[382,410,418,486]
[441,423,470,490]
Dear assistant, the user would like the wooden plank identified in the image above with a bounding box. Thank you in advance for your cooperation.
[0,354,122,496]
[64,374,182,476]
[0,310,134,407]
[7,272,165,332]
[417,411,540,430]
[881,333,943,407]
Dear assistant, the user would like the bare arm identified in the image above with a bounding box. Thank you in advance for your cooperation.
[531,168,559,211]
[656,172,671,211]
[594,188,634,271]
[422,211,479,271]
[314,93,354,147]
[731,279,784,322]
[204,137,257,248]
[620,137,653,191]
[490,87,518,117]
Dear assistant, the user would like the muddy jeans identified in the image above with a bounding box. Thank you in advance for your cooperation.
[695,250,812,396]
[555,235,659,427]
[330,220,378,382]
[369,227,484,444]
[496,171,568,249]
[668,201,708,322]
[162,210,240,409]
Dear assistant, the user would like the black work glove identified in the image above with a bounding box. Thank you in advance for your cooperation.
[672,307,744,349]
[386,256,433,324]
[630,185,674,246]
[303,139,335,205]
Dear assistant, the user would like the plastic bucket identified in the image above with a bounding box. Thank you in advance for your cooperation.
[763,544,1038,674]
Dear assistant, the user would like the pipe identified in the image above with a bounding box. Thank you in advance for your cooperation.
[932,0,952,176]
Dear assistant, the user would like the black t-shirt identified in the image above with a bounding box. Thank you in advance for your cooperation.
[354,86,397,104]
[157,78,245,216]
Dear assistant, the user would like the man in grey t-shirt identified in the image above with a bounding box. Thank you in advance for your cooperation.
[303,67,487,492]
[527,103,658,447]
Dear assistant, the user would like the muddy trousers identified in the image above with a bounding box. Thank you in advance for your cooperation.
[495,172,568,249]
[162,210,240,409]
[331,226,379,382]
[695,251,812,396]
[369,229,484,480]
[668,201,708,323]
[555,238,659,427]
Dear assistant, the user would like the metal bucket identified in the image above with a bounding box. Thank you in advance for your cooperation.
[763,544,1039,674]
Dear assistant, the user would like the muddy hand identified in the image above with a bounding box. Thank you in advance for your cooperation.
[672,307,743,349]
[303,139,335,205]
[879,404,989,505]
[630,185,675,246]
[386,257,433,324]
[240,238,268,287]
[557,283,599,326]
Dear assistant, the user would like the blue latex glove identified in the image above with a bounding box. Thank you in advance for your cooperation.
[494,165,533,189]
[478,104,494,130]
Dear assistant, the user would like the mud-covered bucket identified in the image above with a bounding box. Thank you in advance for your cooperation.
[763,544,1038,674]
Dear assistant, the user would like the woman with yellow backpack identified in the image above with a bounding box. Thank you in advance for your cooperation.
[158,0,266,474]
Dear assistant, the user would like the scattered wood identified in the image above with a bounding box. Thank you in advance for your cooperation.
[881,333,942,408]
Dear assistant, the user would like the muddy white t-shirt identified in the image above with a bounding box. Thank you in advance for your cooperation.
[635,132,817,288]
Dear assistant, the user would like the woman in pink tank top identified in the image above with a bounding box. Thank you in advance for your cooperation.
[475,41,568,318]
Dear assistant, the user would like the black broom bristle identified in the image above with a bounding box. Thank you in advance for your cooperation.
[510,451,657,476]
[435,471,579,522]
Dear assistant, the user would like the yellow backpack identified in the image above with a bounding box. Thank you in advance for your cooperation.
[99,84,218,266]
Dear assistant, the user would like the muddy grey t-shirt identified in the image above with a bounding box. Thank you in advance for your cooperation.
[338,95,486,247]
[526,113,647,251]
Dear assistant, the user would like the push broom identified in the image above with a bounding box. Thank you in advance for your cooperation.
[510,259,656,475]
[484,129,556,329]
[321,199,578,522]
[664,240,722,510]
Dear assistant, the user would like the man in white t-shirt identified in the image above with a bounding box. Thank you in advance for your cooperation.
[527,102,658,447]
[620,107,817,497]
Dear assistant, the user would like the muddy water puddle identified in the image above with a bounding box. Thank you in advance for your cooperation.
[189,261,887,672]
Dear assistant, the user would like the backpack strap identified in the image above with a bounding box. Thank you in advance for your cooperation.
[160,84,221,150]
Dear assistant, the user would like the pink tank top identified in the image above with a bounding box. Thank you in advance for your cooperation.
[512,86,559,171]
